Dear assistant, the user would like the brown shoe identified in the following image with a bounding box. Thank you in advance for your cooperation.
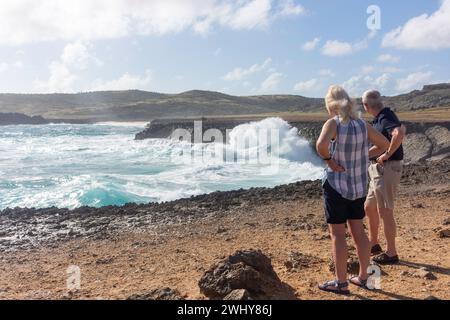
[373,253,399,265]
[371,244,383,256]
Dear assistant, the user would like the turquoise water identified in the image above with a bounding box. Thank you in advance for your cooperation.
[0,118,323,210]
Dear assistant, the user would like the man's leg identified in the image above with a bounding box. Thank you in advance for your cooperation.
[348,219,371,280]
[379,207,397,257]
[329,224,348,283]
[377,161,402,258]
[365,201,380,247]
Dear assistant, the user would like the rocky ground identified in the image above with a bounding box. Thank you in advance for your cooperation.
[0,158,449,300]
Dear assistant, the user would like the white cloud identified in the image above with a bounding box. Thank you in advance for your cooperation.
[377,54,400,63]
[381,66,403,73]
[361,65,376,75]
[342,76,364,96]
[321,32,373,57]
[260,72,283,91]
[342,70,432,96]
[321,40,354,56]
[318,69,335,77]
[33,41,102,92]
[92,69,152,91]
[0,62,8,73]
[223,58,272,81]
[382,0,450,50]
[0,60,24,73]
[293,78,318,93]
[13,61,24,69]
[0,0,306,45]
[277,0,305,16]
[33,61,77,93]
[396,71,433,92]
[374,73,391,88]
[302,37,320,51]
[342,73,393,97]
[226,0,272,30]
[61,41,91,69]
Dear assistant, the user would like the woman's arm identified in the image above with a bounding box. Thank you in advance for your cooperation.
[316,119,345,172]
[367,124,390,159]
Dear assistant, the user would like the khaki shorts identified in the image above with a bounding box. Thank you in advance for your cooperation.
[366,160,403,210]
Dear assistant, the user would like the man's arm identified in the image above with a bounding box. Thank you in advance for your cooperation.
[377,124,406,164]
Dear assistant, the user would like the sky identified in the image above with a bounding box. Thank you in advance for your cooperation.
[0,0,449,97]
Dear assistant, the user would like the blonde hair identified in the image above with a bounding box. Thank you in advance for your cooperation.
[325,85,358,122]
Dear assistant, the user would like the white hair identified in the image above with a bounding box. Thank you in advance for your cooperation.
[362,90,384,109]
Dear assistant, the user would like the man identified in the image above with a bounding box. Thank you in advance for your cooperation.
[362,90,406,265]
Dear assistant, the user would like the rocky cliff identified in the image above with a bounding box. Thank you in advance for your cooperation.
[135,118,450,164]
[0,113,48,125]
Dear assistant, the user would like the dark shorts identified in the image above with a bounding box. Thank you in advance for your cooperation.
[323,180,366,225]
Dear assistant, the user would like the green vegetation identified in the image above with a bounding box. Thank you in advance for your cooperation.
[1,83,449,122]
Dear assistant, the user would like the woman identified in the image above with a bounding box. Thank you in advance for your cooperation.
[317,86,389,294]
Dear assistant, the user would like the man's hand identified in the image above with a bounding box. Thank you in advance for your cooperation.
[326,159,346,172]
[377,152,389,165]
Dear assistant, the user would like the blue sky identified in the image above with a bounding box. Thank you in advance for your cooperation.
[0,0,449,97]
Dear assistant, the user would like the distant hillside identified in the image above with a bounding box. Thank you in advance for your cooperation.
[0,84,449,121]
[383,84,450,111]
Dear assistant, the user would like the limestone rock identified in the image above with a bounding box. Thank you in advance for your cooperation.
[199,249,296,300]
[127,287,185,300]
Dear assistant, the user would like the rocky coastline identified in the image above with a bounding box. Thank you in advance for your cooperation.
[0,113,49,125]
[1,158,448,253]
[135,118,450,163]
[0,112,93,126]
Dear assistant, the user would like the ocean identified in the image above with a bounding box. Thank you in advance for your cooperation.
[0,118,324,210]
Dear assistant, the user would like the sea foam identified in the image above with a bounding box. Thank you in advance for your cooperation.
[0,118,323,209]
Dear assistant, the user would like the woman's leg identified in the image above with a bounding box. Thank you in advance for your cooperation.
[347,219,371,280]
[329,224,348,283]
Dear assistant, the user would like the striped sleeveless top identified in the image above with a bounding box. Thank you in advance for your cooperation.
[325,116,369,200]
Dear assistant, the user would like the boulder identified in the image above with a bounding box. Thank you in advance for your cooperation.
[424,295,440,300]
[425,126,450,156]
[400,268,437,280]
[414,268,437,280]
[438,228,450,238]
[223,289,252,300]
[127,287,185,300]
[403,133,432,163]
[198,249,296,300]
[284,251,323,272]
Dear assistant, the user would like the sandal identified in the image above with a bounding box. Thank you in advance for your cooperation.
[371,244,383,256]
[373,253,399,265]
[349,276,370,290]
[318,280,350,295]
